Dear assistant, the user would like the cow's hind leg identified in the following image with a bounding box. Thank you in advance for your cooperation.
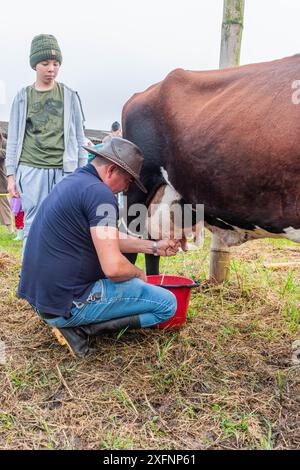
[124,253,138,264]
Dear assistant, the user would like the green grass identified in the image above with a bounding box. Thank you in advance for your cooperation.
[1,231,300,449]
[155,336,176,366]
[0,226,22,256]
[99,430,134,450]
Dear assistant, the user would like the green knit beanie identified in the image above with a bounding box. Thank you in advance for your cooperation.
[30,34,62,70]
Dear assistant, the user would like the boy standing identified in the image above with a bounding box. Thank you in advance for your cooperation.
[6,34,86,248]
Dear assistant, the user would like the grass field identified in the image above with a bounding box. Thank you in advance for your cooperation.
[0,226,300,450]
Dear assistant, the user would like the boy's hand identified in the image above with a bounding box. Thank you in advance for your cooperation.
[7,175,20,198]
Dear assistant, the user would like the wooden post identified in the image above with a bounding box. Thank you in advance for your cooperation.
[210,234,231,283]
[209,0,245,283]
[219,0,245,69]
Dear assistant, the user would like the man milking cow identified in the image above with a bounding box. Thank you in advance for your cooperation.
[18,138,180,358]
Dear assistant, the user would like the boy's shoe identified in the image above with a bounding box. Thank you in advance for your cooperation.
[13,229,24,241]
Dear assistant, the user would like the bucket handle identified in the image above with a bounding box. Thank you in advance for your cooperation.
[159,281,200,289]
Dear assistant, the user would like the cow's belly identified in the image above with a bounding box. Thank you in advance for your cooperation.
[146,192,300,247]
[205,222,300,246]
[146,169,300,247]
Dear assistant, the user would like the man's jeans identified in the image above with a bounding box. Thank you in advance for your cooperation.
[38,278,177,329]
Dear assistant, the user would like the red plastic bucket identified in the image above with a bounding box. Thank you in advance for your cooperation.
[147,275,199,329]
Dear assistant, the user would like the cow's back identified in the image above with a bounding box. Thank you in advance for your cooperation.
[123,55,300,239]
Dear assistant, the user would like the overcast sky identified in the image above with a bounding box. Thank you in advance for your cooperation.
[1,0,300,130]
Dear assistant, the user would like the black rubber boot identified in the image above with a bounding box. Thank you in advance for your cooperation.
[81,314,141,337]
[52,326,92,358]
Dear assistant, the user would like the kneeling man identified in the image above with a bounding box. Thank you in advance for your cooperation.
[18,138,179,357]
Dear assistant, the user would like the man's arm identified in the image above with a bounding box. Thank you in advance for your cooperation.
[90,226,147,282]
[119,232,179,256]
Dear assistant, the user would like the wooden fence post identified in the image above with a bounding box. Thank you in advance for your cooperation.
[209,0,245,284]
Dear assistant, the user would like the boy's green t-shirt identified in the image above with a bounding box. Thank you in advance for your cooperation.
[19,82,65,168]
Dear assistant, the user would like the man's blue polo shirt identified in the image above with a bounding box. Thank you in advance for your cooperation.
[18,164,118,317]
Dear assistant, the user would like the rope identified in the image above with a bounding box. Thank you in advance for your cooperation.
[160,249,188,285]
[160,256,169,285]
[160,246,210,286]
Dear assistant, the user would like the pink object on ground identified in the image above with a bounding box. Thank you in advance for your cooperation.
[10,197,22,215]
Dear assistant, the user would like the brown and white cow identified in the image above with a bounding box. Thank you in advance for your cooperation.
[122,55,300,272]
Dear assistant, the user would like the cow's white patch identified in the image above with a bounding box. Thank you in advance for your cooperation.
[160,167,179,194]
[148,168,183,240]
[283,227,300,243]
[146,185,204,248]
[210,232,231,251]
[158,167,204,247]
[205,224,244,246]
[146,184,182,240]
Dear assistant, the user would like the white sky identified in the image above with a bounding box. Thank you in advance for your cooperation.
[1,0,300,130]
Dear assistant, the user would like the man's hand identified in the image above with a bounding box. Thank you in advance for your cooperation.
[157,239,180,257]
[118,234,180,259]
[7,175,20,198]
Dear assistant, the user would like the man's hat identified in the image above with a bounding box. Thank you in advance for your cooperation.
[83,137,147,193]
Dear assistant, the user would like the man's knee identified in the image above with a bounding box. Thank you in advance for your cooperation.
[165,291,177,319]
[130,279,177,323]
[156,290,177,322]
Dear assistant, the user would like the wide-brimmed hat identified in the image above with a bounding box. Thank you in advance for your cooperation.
[83,137,147,193]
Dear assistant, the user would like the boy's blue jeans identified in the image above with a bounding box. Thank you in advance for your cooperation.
[38,278,177,329]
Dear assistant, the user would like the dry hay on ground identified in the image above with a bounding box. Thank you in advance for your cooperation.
[0,240,300,450]
[0,252,16,271]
